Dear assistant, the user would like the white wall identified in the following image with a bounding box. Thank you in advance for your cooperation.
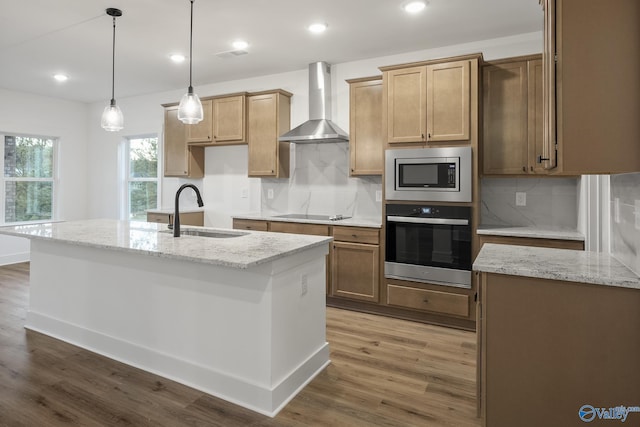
[0,88,89,264]
[86,32,544,227]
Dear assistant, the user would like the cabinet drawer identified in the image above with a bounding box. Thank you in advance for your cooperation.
[147,213,171,224]
[332,226,379,244]
[386,284,469,317]
[269,222,330,236]
[232,219,268,231]
[478,234,584,251]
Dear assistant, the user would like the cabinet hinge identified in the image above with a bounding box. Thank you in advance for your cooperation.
[554,54,558,63]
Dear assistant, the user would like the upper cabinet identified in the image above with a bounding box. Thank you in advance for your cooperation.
[163,106,204,178]
[187,93,247,146]
[247,90,292,178]
[483,55,545,175]
[347,76,383,175]
[382,56,477,145]
[540,0,640,174]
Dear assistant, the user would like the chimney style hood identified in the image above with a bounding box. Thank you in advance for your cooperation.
[279,62,349,143]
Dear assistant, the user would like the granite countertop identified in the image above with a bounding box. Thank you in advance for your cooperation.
[477,225,585,241]
[473,243,640,290]
[0,219,332,269]
[233,213,382,228]
[146,208,204,214]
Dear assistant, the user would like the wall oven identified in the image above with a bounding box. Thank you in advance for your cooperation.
[385,204,472,289]
[385,146,472,202]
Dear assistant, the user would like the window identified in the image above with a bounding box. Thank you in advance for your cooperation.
[2,135,57,224]
[123,136,159,221]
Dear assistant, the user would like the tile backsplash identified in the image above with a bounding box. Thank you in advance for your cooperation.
[610,172,640,276]
[261,142,382,220]
[481,177,578,228]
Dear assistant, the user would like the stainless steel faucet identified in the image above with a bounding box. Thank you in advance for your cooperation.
[173,184,204,237]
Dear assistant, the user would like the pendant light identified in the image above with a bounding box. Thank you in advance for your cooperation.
[177,0,203,124]
[101,8,124,132]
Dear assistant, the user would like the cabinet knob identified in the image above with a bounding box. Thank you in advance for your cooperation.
[423,298,429,304]
[522,166,526,172]
[530,166,534,172]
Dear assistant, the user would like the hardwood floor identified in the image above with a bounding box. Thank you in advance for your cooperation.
[0,263,480,426]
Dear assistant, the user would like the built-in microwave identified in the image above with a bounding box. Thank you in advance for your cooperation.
[385,146,472,202]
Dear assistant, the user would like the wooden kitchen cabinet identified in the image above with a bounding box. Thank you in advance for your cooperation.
[212,94,246,143]
[185,99,213,143]
[426,60,470,142]
[478,272,640,426]
[232,218,269,231]
[162,105,204,178]
[477,233,584,251]
[147,211,204,227]
[347,77,383,175]
[540,0,640,174]
[382,56,476,144]
[331,226,380,302]
[482,56,546,175]
[247,90,292,178]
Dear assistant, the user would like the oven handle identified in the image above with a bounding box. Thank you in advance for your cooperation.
[386,216,469,226]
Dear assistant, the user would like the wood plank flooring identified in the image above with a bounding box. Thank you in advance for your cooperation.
[0,262,480,426]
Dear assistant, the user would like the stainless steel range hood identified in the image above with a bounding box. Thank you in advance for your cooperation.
[279,62,349,143]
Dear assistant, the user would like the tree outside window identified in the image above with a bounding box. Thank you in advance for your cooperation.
[4,135,55,223]
[126,137,159,220]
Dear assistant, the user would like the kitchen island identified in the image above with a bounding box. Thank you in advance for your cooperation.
[0,219,332,417]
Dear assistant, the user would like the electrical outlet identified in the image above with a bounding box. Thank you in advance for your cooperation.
[515,192,526,207]
[614,198,620,224]
[300,274,308,296]
[240,188,248,198]
[267,189,274,200]
[375,190,382,202]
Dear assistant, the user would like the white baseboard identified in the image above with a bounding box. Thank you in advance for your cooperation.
[0,252,29,266]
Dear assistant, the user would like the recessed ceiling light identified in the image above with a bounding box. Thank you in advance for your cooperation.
[170,54,186,63]
[404,1,427,14]
[232,40,249,50]
[53,74,68,82]
[308,23,328,34]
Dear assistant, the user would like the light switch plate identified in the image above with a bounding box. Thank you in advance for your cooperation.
[375,190,382,202]
[267,189,274,200]
[240,188,248,198]
[614,198,620,224]
[515,192,526,207]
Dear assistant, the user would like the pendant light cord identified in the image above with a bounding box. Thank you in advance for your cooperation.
[188,0,194,93]
[110,15,116,103]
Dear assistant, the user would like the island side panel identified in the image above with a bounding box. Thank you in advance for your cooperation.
[26,238,330,417]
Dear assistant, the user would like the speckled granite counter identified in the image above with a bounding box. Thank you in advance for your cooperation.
[0,219,332,269]
[477,225,584,241]
[473,243,640,289]
[233,213,382,228]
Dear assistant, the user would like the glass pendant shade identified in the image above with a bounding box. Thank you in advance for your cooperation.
[101,100,124,131]
[178,87,203,124]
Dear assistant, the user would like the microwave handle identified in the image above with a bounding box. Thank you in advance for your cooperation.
[387,216,469,226]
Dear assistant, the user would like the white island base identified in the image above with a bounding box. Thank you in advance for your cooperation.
[26,238,330,417]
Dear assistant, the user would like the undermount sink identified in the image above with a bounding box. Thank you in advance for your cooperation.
[160,228,248,238]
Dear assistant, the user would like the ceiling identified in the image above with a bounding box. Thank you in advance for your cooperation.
[0,0,543,104]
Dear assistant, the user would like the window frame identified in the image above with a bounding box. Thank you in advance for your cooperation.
[0,133,59,225]
[120,134,161,221]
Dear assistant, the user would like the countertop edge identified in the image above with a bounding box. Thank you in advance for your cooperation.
[476,226,585,241]
[473,243,640,290]
[232,214,382,228]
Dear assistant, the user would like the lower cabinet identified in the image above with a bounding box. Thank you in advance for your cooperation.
[386,284,469,318]
[331,226,380,302]
[147,211,204,227]
[232,219,269,231]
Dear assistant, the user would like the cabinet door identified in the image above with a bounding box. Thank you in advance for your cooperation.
[163,107,204,178]
[528,59,547,174]
[213,95,245,142]
[386,66,427,143]
[427,60,470,142]
[247,92,290,178]
[186,99,213,143]
[541,0,557,170]
[482,61,528,174]
[349,79,383,175]
[331,241,379,302]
